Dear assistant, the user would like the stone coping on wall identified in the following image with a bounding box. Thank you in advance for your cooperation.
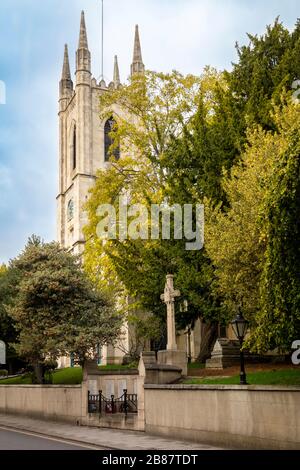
[144,383,300,392]
[145,364,181,372]
[89,369,139,376]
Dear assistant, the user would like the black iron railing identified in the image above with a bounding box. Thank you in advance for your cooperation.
[88,389,138,415]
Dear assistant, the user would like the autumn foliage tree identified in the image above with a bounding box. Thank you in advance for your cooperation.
[84,70,231,361]
[84,18,300,359]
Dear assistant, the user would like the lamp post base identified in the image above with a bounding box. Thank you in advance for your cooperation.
[240,371,247,385]
[239,349,247,385]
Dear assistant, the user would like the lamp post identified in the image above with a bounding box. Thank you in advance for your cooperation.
[185,326,192,364]
[231,307,249,385]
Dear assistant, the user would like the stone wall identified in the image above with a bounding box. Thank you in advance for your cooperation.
[0,385,82,424]
[144,384,300,449]
[81,367,144,431]
[85,370,139,397]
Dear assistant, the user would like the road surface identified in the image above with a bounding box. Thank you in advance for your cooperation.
[0,427,101,450]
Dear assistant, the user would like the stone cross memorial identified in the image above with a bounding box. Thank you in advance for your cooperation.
[161,275,180,351]
[158,275,187,376]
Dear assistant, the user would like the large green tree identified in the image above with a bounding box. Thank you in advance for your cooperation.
[226,18,300,135]
[0,264,23,373]
[0,264,14,343]
[84,18,300,360]
[206,101,300,352]
[8,236,121,382]
[84,70,230,361]
[255,104,300,351]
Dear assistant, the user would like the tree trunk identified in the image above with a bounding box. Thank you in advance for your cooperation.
[197,322,218,363]
[7,360,13,376]
[33,363,44,384]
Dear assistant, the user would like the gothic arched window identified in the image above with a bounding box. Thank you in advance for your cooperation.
[67,199,74,221]
[104,117,120,162]
[72,125,77,170]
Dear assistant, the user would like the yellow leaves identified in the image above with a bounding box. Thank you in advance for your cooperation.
[83,69,247,318]
[0,264,7,276]
[205,101,299,319]
[98,70,203,163]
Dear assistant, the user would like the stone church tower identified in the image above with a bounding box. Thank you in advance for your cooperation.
[57,12,145,255]
[56,12,145,367]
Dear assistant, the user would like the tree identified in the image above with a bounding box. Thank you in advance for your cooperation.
[253,103,300,352]
[0,265,13,342]
[119,311,162,361]
[205,101,300,351]
[205,126,279,321]
[164,68,242,205]
[84,70,229,362]
[0,264,24,373]
[8,236,122,383]
[203,17,300,351]
[226,18,300,136]
[84,17,300,359]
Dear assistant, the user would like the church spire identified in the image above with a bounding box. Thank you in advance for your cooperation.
[76,11,91,74]
[133,24,143,62]
[62,44,71,81]
[113,55,121,88]
[131,25,145,76]
[60,44,73,98]
[78,10,88,49]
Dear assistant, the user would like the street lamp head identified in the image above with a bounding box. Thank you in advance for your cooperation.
[230,308,249,342]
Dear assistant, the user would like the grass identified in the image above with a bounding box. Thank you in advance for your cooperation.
[0,368,83,385]
[98,363,138,370]
[2,364,298,386]
[184,369,300,386]
[0,374,33,385]
[49,367,83,384]
[0,363,138,385]
[188,362,205,369]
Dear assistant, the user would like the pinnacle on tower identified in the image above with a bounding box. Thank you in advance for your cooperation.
[60,44,73,97]
[131,25,145,76]
[76,11,91,74]
[62,44,71,81]
[78,10,88,49]
[133,25,143,62]
[113,55,121,88]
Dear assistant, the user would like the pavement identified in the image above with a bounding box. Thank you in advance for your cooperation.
[0,413,221,450]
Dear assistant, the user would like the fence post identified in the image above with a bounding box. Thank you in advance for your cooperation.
[111,394,115,414]
[124,389,128,416]
[99,390,102,415]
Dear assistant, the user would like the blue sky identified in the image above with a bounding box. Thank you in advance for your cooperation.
[0,0,298,263]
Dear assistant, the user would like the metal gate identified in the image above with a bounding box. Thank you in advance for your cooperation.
[88,389,138,415]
